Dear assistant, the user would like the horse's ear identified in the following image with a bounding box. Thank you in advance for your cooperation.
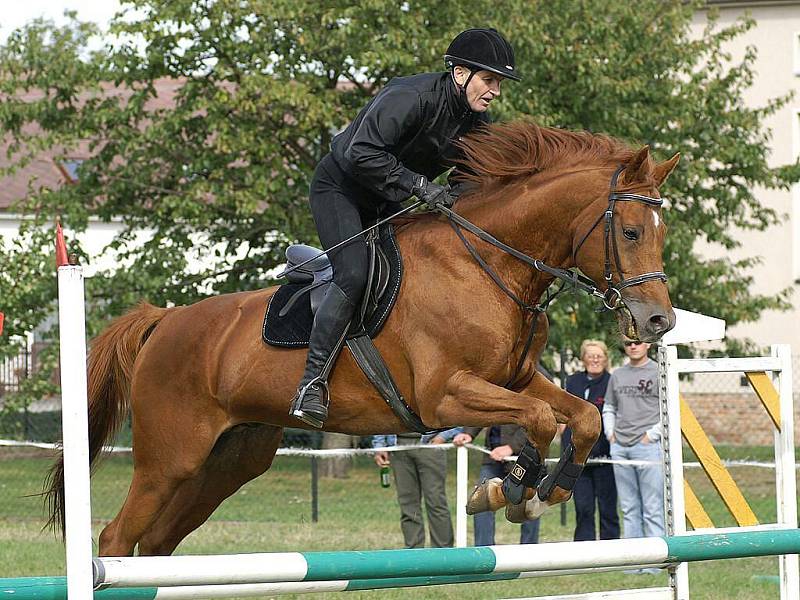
[654,152,680,187]
[622,145,652,185]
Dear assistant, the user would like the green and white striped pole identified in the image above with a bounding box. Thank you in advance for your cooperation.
[87,529,800,589]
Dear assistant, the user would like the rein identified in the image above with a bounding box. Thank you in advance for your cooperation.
[439,164,667,386]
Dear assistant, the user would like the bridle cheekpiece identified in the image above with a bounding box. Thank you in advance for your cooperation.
[572,165,667,310]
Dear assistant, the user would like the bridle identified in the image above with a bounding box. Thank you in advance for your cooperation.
[572,165,667,310]
[440,163,668,386]
[442,164,668,314]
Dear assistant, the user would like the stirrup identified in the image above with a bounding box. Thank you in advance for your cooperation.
[290,378,329,428]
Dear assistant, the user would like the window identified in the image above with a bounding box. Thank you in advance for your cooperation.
[794,31,800,76]
[58,159,84,183]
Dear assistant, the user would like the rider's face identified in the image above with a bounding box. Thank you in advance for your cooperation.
[454,68,504,112]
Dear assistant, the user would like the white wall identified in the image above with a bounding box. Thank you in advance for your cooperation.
[691,4,800,348]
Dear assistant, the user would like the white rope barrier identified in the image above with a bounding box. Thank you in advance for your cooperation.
[0,437,791,469]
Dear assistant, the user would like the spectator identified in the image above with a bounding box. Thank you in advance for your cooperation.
[602,340,664,551]
[453,425,540,545]
[373,428,461,548]
[563,339,620,541]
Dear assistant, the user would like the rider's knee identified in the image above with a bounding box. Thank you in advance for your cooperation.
[335,260,369,302]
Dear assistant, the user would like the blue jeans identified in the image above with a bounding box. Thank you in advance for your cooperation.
[473,462,540,546]
[610,440,665,538]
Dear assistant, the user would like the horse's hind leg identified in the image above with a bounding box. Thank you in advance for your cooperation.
[137,424,283,556]
[98,406,227,556]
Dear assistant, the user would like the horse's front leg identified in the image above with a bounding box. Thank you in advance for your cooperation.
[504,374,602,522]
[423,370,558,517]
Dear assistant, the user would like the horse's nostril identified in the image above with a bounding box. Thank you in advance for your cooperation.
[650,314,670,334]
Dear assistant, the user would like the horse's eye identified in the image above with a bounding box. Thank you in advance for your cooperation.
[623,228,639,241]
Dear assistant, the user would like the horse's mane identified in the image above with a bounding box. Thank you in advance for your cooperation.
[454,120,635,187]
[394,121,637,230]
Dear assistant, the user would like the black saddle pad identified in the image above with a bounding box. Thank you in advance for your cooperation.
[262,224,403,347]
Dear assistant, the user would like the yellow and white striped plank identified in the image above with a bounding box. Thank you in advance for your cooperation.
[680,395,759,526]
[744,371,781,431]
[683,479,714,530]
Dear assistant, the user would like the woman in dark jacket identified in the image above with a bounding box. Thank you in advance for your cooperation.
[563,340,620,541]
[290,29,521,428]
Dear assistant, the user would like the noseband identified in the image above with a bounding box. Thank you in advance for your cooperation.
[572,165,667,310]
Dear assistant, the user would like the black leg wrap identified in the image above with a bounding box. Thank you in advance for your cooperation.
[537,443,583,501]
[501,442,546,505]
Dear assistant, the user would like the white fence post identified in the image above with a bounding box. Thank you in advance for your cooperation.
[660,345,689,599]
[57,264,93,600]
[456,444,468,547]
[772,344,799,600]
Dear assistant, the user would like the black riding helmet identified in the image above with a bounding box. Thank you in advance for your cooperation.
[444,28,521,82]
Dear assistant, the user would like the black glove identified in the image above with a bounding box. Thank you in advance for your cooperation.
[412,176,454,210]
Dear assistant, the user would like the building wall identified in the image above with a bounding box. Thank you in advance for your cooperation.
[691,4,800,348]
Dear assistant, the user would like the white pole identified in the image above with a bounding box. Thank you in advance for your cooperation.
[455,444,468,547]
[772,344,798,600]
[660,345,689,599]
[57,264,93,600]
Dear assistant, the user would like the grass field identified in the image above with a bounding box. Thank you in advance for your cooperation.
[0,444,796,599]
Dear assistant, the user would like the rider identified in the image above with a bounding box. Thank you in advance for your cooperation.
[290,28,521,428]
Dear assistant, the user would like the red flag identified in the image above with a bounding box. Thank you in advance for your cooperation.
[55,222,68,267]
[0,312,4,336]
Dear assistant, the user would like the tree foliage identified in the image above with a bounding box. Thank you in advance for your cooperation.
[0,0,797,390]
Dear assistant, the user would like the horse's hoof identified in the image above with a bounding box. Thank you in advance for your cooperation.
[466,477,503,515]
[505,499,527,523]
[524,492,551,519]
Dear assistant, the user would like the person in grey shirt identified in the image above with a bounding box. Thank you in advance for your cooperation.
[602,340,665,554]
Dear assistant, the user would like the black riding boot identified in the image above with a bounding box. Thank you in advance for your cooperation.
[290,282,356,428]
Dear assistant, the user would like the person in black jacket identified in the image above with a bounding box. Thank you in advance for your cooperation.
[562,340,620,541]
[290,28,522,428]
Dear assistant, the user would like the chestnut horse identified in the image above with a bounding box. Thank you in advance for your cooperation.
[45,121,678,556]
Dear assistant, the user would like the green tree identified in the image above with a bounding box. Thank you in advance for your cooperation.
[510,0,798,362]
[0,0,796,401]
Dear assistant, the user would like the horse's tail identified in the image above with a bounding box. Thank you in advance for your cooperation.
[43,302,171,538]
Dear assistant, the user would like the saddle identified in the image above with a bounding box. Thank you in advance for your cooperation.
[263,224,432,433]
[263,224,400,346]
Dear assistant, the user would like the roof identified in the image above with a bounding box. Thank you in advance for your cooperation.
[0,77,186,211]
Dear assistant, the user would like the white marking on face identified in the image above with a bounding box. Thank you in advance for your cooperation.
[652,211,660,228]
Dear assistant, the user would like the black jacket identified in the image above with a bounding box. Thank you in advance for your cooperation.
[330,72,490,204]
[563,371,612,460]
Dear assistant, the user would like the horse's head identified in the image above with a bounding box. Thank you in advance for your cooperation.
[572,146,679,343]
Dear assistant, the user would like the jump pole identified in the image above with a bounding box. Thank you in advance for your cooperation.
[56,224,94,600]
[90,528,800,589]
[0,565,672,600]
